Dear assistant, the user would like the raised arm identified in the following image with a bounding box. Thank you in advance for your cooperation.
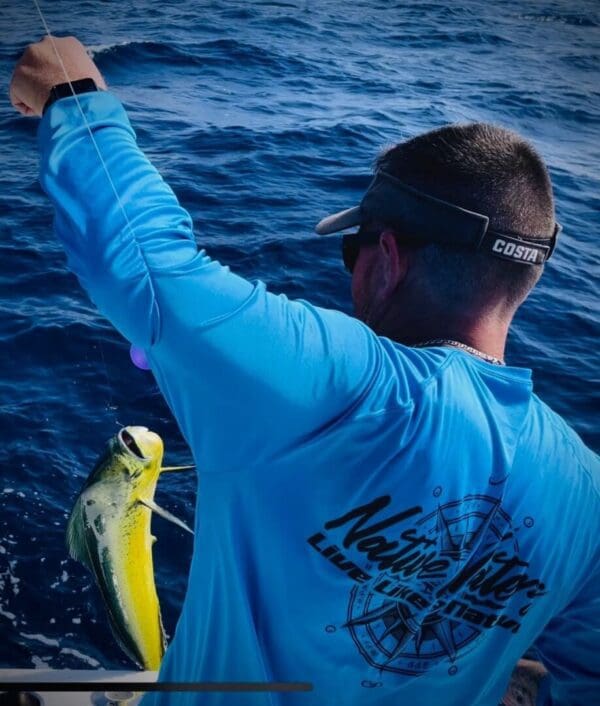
[11,37,415,471]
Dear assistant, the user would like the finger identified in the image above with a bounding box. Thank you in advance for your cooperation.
[9,70,36,116]
[12,99,34,116]
[8,76,22,110]
[9,69,25,106]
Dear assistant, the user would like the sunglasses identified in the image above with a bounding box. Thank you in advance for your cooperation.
[341,230,382,273]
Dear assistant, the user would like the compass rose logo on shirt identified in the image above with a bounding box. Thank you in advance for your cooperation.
[308,492,546,677]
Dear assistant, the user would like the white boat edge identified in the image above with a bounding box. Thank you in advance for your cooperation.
[0,670,158,682]
[0,669,158,705]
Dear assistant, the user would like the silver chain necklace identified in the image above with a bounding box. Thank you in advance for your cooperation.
[414,339,505,366]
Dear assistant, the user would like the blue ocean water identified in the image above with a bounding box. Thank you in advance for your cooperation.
[0,0,598,671]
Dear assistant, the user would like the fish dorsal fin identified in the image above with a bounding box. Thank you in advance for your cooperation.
[160,465,195,473]
[138,498,194,535]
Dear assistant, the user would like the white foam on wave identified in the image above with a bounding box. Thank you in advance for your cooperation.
[87,42,126,57]
[0,554,20,597]
[0,606,16,621]
[60,647,101,668]
[87,40,152,59]
[21,632,60,647]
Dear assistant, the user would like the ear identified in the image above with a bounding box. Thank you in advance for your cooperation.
[379,230,409,295]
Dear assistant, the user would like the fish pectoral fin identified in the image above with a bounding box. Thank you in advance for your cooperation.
[160,465,195,473]
[66,497,92,569]
[138,498,194,535]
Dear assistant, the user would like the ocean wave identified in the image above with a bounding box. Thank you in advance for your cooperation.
[389,29,512,47]
[520,12,598,28]
[560,53,600,72]
[89,39,189,64]
[181,120,385,155]
[91,38,315,78]
[87,40,139,58]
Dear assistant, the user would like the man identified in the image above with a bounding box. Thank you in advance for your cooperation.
[10,37,599,706]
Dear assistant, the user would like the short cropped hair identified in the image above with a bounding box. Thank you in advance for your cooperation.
[374,123,556,309]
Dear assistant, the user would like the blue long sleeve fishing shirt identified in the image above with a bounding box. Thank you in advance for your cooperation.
[38,92,600,706]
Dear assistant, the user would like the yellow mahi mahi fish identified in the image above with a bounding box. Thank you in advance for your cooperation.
[66,426,193,670]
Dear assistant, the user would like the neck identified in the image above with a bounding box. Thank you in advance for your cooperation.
[375,307,511,361]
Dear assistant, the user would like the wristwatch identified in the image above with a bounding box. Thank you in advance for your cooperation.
[42,78,99,115]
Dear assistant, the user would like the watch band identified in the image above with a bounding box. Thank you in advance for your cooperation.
[42,78,99,115]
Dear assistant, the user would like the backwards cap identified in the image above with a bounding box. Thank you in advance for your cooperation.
[315,170,560,265]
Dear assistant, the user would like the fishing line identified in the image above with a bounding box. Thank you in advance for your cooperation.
[31,0,133,230]
[31,0,149,414]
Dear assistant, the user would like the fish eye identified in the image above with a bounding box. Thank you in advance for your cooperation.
[118,429,149,461]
